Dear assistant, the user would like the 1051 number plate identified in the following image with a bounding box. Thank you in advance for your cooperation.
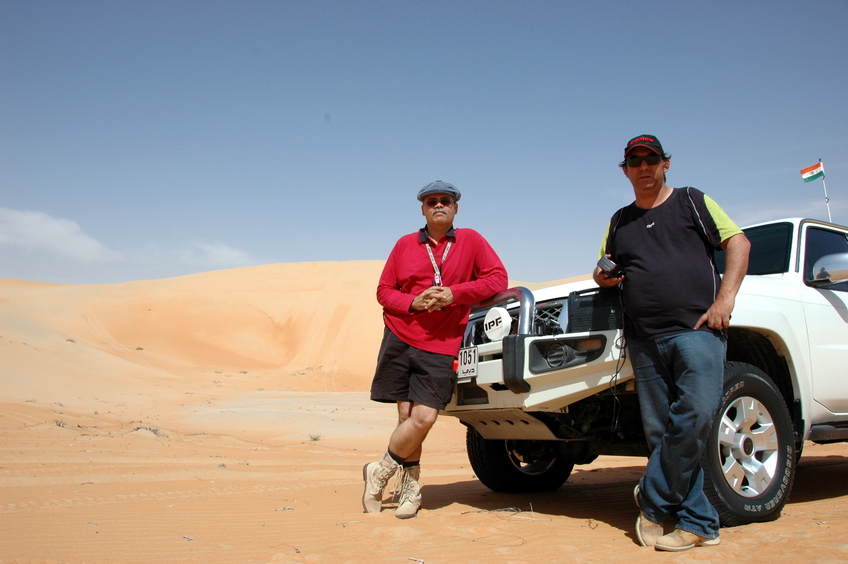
[457,346,478,378]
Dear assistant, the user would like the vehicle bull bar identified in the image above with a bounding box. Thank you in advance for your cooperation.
[470,286,535,394]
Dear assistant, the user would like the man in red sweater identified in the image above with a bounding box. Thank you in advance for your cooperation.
[363,180,508,518]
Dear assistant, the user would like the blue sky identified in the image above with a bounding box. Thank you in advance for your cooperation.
[2,1,847,285]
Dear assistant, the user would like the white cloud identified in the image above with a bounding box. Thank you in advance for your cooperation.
[179,242,252,268]
[0,207,122,262]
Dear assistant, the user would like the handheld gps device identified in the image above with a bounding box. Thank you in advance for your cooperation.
[597,256,625,278]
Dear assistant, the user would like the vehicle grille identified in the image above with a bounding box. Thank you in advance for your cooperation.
[463,301,566,346]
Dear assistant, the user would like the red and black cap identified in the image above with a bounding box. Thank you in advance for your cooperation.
[624,134,665,158]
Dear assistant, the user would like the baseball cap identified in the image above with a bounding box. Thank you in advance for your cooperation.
[417,180,461,202]
[624,134,665,158]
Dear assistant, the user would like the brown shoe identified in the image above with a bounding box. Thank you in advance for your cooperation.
[655,529,720,552]
[633,485,663,548]
[636,512,664,547]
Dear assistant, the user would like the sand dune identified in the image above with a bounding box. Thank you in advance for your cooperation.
[1,262,847,563]
[1,262,386,405]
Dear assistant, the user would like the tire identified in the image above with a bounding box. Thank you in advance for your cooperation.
[702,361,796,527]
[466,426,574,493]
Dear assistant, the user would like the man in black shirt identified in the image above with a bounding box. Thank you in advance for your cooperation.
[594,135,750,551]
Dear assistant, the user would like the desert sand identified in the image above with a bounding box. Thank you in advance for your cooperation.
[1,261,847,564]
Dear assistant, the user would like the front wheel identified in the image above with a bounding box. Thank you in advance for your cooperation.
[702,361,795,527]
[466,427,574,493]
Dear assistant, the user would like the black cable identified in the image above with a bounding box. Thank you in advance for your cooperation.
[608,287,627,436]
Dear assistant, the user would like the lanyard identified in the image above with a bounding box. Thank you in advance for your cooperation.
[426,240,452,287]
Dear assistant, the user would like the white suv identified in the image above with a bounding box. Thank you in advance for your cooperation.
[444,217,848,526]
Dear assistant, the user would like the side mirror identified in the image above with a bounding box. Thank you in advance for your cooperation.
[809,252,848,286]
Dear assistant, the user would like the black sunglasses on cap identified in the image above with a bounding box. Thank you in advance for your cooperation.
[626,154,663,167]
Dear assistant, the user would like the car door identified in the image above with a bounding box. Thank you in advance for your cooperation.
[801,224,848,414]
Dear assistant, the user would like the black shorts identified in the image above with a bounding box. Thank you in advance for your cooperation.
[370,327,458,410]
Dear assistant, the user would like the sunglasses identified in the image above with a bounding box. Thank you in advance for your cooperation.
[425,197,455,207]
[626,154,663,167]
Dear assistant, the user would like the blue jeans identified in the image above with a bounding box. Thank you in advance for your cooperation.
[628,331,725,539]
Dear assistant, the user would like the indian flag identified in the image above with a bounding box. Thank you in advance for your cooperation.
[801,162,825,183]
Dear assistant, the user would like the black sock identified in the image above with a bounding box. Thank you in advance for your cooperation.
[387,449,405,465]
[402,460,420,468]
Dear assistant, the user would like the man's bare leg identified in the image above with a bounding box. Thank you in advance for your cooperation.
[363,402,438,514]
[389,401,438,461]
[388,401,434,518]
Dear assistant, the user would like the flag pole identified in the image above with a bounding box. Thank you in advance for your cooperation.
[820,159,832,223]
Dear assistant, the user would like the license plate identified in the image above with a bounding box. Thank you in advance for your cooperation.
[457,346,478,379]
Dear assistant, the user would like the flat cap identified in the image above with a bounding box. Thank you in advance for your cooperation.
[417,180,461,202]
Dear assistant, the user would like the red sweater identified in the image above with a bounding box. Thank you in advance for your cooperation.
[377,227,508,356]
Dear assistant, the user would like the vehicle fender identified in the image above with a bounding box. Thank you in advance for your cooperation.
[728,288,813,434]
